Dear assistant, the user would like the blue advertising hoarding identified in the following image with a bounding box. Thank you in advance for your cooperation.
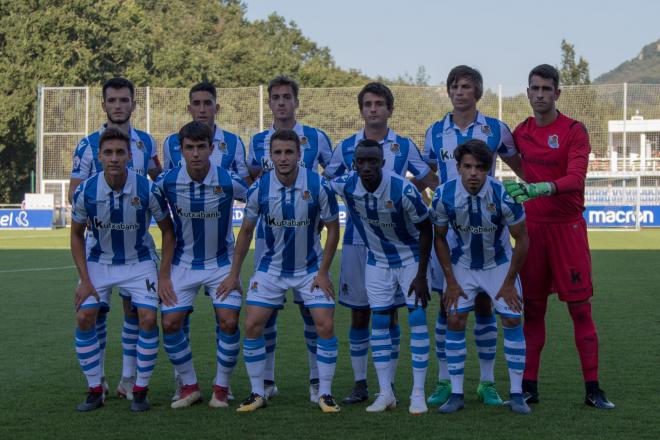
[0,209,53,230]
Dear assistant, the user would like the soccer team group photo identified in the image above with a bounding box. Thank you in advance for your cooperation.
[67,65,615,417]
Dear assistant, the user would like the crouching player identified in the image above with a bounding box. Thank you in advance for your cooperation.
[329,139,433,415]
[218,129,341,413]
[157,121,249,409]
[71,127,175,412]
[432,139,530,414]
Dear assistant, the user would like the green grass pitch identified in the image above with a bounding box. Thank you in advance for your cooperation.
[0,229,658,439]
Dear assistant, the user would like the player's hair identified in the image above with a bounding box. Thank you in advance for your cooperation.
[178,121,214,146]
[528,64,560,89]
[99,127,130,152]
[102,77,135,101]
[446,65,483,100]
[189,81,217,101]
[355,138,383,156]
[358,82,394,111]
[268,75,299,100]
[270,129,300,151]
[454,139,493,171]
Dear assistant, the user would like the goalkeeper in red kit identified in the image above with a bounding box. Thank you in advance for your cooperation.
[504,64,614,410]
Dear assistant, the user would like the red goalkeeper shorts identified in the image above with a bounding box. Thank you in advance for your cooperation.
[520,217,593,302]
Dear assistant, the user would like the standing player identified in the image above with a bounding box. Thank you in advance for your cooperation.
[68,77,163,400]
[157,121,249,409]
[71,127,174,412]
[218,129,341,413]
[325,82,438,404]
[247,76,334,401]
[432,139,530,414]
[504,64,614,409]
[423,66,523,407]
[161,81,250,400]
[330,139,433,414]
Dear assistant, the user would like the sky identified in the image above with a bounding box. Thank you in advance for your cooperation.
[243,0,660,92]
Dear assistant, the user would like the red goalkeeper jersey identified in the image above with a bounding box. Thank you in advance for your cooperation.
[513,111,590,223]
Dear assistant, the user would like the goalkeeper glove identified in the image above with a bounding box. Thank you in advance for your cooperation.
[503,181,553,203]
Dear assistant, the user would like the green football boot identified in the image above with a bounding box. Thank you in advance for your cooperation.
[477,381,503,405]
[426,379,452,406]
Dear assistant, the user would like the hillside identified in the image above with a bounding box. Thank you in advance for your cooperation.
[595,39,660,84]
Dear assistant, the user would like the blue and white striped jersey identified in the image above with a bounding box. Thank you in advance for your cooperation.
[71,124,158,180]
[325,128,431,246]
[431,176,525,270]
[162,125,249,178]
[245,166,338,277]
[247,122,333,174]
[156,165,249,270]
[329,169,430,269]
[71,170,169,265]
[423,112,516,184]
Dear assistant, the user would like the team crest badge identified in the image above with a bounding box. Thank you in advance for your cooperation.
[385,200,394,210]
[214,185,224,195]
[250,281,258,290]
[302,190,312,201]
[131,196,141,207]
[300,136,309,147]
[72,156,81,170]
[218,141,227,153]
[390,143,400,154]
[137,140,145,150]
[548,134,559,149]
[486,202,496,213]
[481,125,492,136]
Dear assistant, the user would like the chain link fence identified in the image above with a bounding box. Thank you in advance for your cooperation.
[37,83,660,215]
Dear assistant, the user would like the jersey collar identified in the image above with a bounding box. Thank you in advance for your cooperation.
[99,123,139,143]
[356,128,396,146]
[180,163,217,186]
[99,170,134,195]
[456,174,491,198]
[354,168,390,198]
[271,165,305,191]
[444,111,485,132]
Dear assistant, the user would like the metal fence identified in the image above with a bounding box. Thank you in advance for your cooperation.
[37,83,660,189]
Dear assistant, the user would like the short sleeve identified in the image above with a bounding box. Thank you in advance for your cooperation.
[232,136,250,179]
[431,187,449,226]
[148,182,170,222]
[230,171,249,201]
[401,181,429,224]
[496,121,517,158]
[71,182,88,224]
[501,189,525,225]
[317,130,333,169]
[247,135,260,169]
[145,133,159,170]
[244,180,261,221]
[422,124,438,165]
[70,138,93,180]
[405,139,431,179]
[324,142,348,178]
[319,177,338,221]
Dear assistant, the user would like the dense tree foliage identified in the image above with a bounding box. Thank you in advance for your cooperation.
[0,0,372,202]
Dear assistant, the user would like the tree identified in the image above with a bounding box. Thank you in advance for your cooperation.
[559,39,591,85]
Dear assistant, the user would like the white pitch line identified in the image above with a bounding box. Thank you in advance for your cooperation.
[0,265,75,274]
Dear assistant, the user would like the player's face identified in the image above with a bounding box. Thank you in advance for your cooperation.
[102,87,135,125]
[181,137,213,173]
[449,77,478,112]
[527,75,561,115]
[269,85,298,122]
[457,153,488,194]
[354,145,384,188]
[99,139,131,177]
[360,93,392,128]
[188,91,218,127]
[270,139,300,177]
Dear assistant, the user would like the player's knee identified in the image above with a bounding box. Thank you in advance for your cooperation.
[137,310,157,330]
[314,316,334,339]
[121,297,137,316]
[76,309,97,330]
[501,316,521,328]
[474,293,493,316]
[299,304,311,317]
[161,315,182,334]
[446,312,467,331]
[218,314,239,334]
[567,300,592,323]
[408,307,427,327]
[371,311,391,330]
[352,308,371,328]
